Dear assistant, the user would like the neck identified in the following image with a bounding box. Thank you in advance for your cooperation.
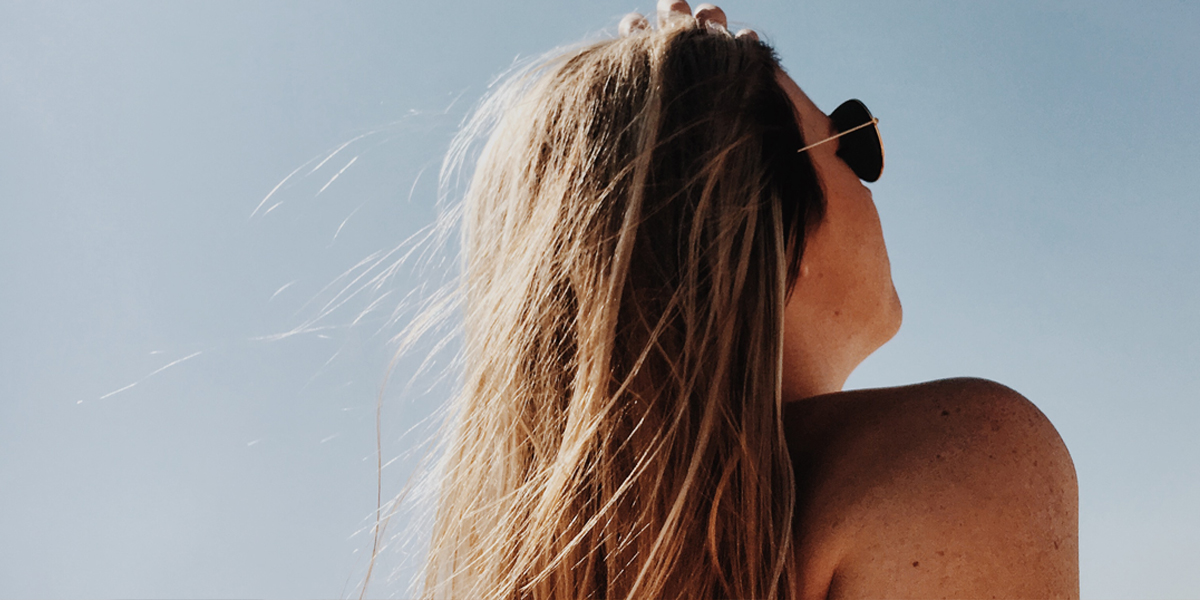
[780,342,854,402]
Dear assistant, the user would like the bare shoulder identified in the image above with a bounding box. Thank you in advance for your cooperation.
[784,378,1079,600]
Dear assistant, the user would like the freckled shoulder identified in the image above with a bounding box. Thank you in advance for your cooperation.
[783,378,1079,600]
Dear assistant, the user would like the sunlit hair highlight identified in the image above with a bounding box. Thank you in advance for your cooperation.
[422,20,823,600]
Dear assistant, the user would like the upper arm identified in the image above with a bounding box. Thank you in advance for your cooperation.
[819,378,1079,599]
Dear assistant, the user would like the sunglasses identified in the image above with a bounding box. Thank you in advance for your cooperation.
[796,99,883,183]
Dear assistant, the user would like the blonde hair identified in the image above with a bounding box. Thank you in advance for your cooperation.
[422,20,823,600]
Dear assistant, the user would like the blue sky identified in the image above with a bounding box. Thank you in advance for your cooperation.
[1,1,1197,597]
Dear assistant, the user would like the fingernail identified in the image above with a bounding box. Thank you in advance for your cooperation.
[619,12,650,36]
[694,4,727,30]
[657,0,692,28]
[735,28,759,42]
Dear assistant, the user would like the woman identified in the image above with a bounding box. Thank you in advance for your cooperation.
[420,2,1078,598]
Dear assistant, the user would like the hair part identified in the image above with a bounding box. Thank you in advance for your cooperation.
[422,20,823,600]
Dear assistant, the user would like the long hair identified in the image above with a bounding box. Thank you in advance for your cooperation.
[422,20,824,600]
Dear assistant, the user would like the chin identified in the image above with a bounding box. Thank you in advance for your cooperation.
[884,286,903,340]
[869,285,903,351]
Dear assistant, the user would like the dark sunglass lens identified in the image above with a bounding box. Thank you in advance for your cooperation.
[830,99,884,182]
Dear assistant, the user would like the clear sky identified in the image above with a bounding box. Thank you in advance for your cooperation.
[1,1,1197,598]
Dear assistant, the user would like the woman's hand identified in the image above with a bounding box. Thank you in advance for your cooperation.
[619,1,759,41]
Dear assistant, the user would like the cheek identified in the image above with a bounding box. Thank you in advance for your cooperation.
[788,229,853,329]
[795,190,895,321]
[844,194,902,338]
[801,208,866,296]
[857,205,893,285]
[830,178,892,286]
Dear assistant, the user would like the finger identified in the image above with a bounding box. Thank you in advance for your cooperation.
[735,28,759,42]
[619,12,650,36]
[657,0,692,29]
[693,4,727,30]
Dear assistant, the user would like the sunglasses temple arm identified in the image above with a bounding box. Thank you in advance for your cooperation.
[796,118,879,154]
